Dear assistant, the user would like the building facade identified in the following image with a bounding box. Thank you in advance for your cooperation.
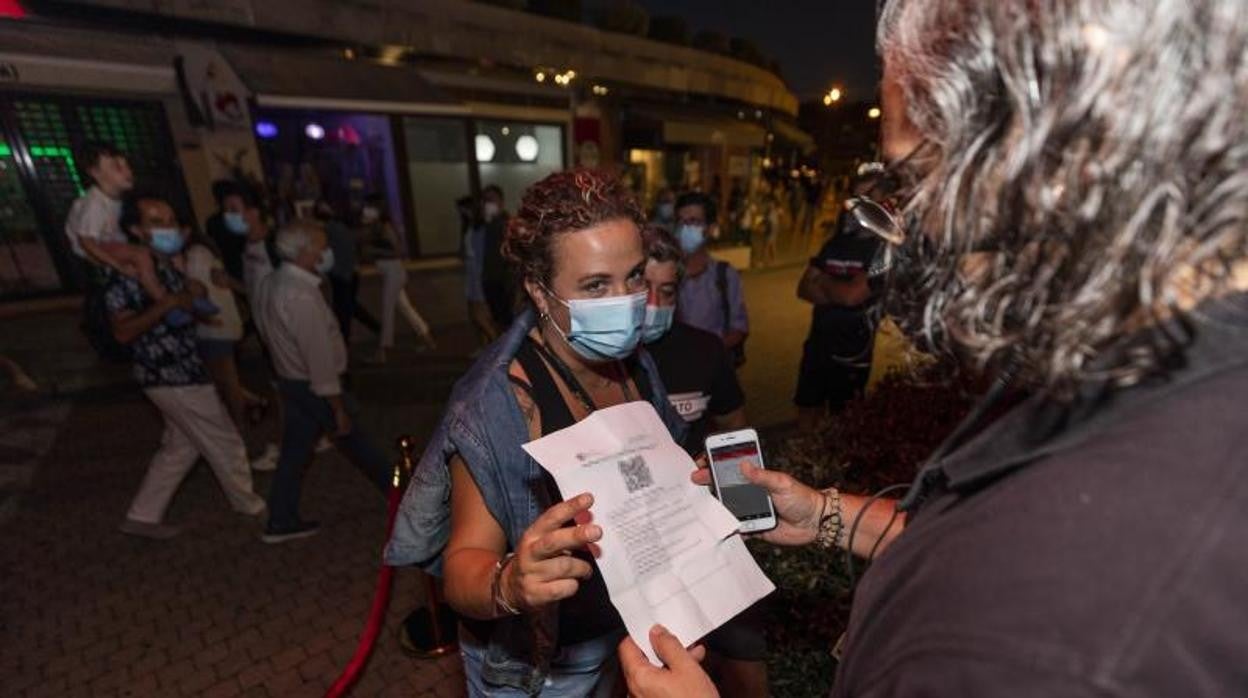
[0,0,809,301]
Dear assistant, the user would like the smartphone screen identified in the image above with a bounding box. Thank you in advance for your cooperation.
[709,440,774,524]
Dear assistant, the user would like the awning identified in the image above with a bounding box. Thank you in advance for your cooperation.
[623,105,768,150]
[222,46,467,116]
[663,119,766,149]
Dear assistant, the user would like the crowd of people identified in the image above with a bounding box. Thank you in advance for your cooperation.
[61,0,1247,694]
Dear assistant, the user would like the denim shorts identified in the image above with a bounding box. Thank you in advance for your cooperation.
[458,623,625,697]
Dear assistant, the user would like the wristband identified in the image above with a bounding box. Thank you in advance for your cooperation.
[815,488,844,550]
[492,553,522,617]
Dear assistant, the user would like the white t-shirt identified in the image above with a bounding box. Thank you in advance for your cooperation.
[64,186,125,258]
[186,244,244,342]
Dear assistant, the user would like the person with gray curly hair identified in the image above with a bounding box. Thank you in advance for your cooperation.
[253,220,391,544]
[620,1,1247,695]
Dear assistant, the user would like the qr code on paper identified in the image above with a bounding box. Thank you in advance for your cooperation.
[618,455,654,493]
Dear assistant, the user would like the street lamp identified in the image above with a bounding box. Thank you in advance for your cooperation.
[823,87,843,106]
[868,107,881,119]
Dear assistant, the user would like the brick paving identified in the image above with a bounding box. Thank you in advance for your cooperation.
[1,262,810,697]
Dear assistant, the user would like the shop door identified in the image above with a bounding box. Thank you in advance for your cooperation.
[0,93,190,296]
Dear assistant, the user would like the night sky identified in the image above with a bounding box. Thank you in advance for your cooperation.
[634,0,881,103]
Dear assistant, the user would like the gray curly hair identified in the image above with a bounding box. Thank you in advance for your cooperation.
[877,0,1248,394]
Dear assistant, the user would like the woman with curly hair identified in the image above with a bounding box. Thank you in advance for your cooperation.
[385,169,688,696]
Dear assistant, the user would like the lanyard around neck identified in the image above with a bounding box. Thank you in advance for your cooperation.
[528,336,633,414]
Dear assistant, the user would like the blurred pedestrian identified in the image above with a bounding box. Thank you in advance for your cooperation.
[673,191,749,364]
[253,221,391,543]
[109,192,265,540]
[459,194,498,348]
[478,184,517,330]
[794,172,890,429]
[184,227,278,471]
[651,187,677,232]
[386,169,688,696]
[317,198,380,345]
[204,179,250,286]
[361,194,436,365]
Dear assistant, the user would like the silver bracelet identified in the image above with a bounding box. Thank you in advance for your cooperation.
[491,552,522,617]
[815,488,844,550]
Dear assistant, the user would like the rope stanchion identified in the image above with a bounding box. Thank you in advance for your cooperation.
[324,436,418,698]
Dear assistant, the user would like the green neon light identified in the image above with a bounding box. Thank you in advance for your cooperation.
[0,142,86,195]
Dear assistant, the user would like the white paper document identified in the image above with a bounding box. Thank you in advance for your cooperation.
[522,401,775,665]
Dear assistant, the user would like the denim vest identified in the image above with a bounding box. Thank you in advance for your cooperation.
[384,309,688,694]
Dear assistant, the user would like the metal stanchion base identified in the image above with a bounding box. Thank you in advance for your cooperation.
[397,605,459,659]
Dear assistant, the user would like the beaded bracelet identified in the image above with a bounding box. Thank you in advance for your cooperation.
[815,488,844,550]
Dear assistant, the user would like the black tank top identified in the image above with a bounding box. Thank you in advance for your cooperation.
[510,338,655,645]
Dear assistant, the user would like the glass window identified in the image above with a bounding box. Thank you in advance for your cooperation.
[0,138,61,295]
[402,117,471,257]
[474,121,564,213]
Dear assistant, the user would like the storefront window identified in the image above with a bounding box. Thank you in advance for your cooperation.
[474,121,564,212]
[254,108,406,245]
[401,117,471,257]
[0,138,61,296]
[0,94,189,297]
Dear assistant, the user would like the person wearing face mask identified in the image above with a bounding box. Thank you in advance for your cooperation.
[385,170,688,696]
[184,220,278,472]
[638,225,770,695]
[478,184,518,330]
[204,179,252,286]
[252,221,391,543]
[672,191,749,365]
[106,192,266,540]
[361,193,437,364]
[317,198,380,346]
[651,187,677,232]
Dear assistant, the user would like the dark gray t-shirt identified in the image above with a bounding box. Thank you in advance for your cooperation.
[833,299,1248,697]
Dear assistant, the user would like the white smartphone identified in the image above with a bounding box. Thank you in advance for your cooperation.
[705,428,778,533]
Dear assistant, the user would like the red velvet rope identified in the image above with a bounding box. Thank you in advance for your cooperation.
[324,478,404,698]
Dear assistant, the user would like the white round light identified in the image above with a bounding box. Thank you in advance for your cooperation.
[475,134,496,162]
[304,123,325,140]
[514,134,539,162]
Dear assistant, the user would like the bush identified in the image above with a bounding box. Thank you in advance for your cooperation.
[529,0,582,22]
[647,15,690,46]
[597,0,648,36]
[755,360,979,695]
[692,30,730,55]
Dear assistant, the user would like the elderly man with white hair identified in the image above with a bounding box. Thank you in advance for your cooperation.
[253,220,390,543]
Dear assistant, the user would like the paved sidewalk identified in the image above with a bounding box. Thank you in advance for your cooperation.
[1,263,811,697]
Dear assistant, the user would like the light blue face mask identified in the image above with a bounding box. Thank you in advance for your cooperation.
[315,248,336,275]
[224,211,248,236]
[642,304,675,343]
[547,289,647,362]
[677,224,705,254]
[148,227,184,255]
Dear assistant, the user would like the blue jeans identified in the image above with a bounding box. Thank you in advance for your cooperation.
[459,623,624,697]
[267,378,390,529]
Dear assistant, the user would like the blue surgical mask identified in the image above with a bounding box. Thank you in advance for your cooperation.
[547,289,647,362]
[656,202,675,221]
[315,248,336,275]
[224,211,248,235]
[642,304,675,343]
[677,224,705,254]
[149,227,184,255]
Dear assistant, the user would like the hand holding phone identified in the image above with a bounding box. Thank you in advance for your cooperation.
[705,428,778,533]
